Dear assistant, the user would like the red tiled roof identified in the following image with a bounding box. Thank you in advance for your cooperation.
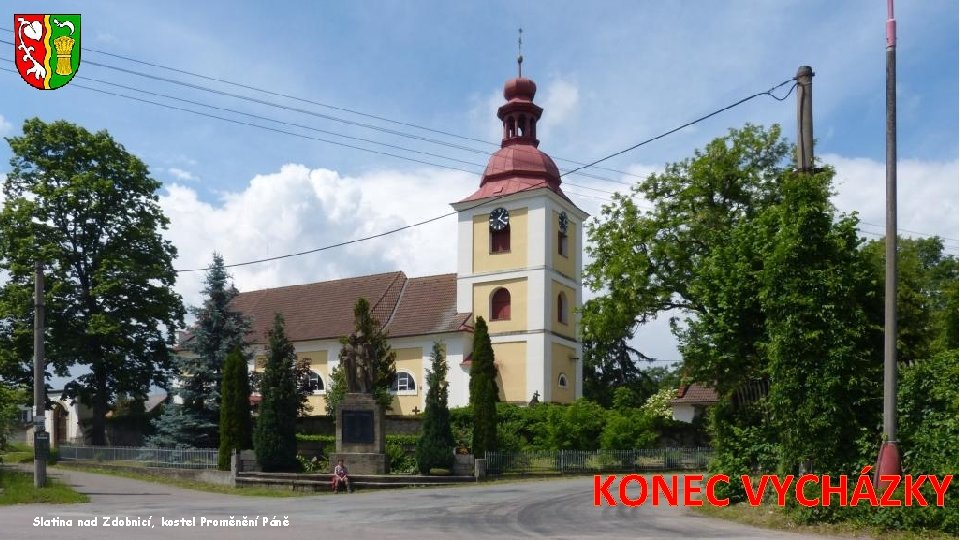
[385,274,471,338]
[228,271,470,344]
[671,384,719,405]
[459,144,571,204]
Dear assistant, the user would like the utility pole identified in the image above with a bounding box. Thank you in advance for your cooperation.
[795,66,814,172]
[876,0,902,480]
[33,261,48,488]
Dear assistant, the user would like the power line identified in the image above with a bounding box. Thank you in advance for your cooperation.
[0,66,485,176]
[158,75,803,272]
[1,52,629,186]
[174,180,554,272]
[2,62,630,195]
[561,78,798,177]
[858,221,958,244]
[0,36,635,186]
[0,28,643,180]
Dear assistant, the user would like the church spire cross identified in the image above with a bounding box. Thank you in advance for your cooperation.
[517,28,523,77]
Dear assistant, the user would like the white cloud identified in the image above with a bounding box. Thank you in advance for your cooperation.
[466,89,504,145]
[0,114,12,136]
[161,164,473,307]
[167,167,199,182]
[828,154,959,253]
[539,78,579,131]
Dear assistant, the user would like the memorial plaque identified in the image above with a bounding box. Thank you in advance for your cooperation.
[342,410,374,444]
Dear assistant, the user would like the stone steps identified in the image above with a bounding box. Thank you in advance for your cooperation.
[236,472,476,491]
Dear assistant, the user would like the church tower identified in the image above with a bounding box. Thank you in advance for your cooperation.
[452,71,587,404]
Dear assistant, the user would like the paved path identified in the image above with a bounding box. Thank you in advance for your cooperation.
[0,468,844,539]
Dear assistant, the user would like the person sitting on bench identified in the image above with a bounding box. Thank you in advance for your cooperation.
[332,459,352,493]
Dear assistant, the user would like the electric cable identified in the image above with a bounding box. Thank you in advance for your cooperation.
[0,29,643,180]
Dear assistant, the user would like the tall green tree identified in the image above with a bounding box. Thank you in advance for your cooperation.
[149,253,249,447]
[416,341,454,474]
[861,236,959,360]
[584,124,790,383]
[469,316,498,456]
[218,347,252,470]
[0,118,185,445]
[0,383,28,449]
[253,314,298,472]
[758,170,878,473]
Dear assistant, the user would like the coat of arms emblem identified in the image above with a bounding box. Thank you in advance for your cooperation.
[14,14,81,90]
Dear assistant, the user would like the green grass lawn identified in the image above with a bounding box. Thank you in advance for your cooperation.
[54,462,316,498]
[694,501,955,540]
[0,469,89,505]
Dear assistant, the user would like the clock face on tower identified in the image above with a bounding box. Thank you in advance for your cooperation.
[489,207,510,231]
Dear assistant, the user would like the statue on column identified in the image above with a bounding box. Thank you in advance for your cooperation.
[341,330,375,394]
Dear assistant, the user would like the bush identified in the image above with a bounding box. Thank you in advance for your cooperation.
[386,439,416,474]
[297,453,327,473]
[785,350,958,534]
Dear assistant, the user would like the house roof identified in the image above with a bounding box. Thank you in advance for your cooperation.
[670,384,719,405]
[226,271,471,344]
[385,273,472,338]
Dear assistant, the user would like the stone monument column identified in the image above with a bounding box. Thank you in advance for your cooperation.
[331,330,389,474]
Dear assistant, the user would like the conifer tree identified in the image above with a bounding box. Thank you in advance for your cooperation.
[149,253,249,448]
[416,341,454,474]
[469,317,499,456]
[253,313,299,472]
[218,347,252,470]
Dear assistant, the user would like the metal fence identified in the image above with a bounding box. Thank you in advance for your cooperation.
[485,447,713,475]
[58,444,219,470]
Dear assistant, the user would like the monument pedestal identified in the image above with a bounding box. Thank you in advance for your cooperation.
[333,393,389,474]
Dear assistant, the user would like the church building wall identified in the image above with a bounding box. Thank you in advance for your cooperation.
[491,340,527,403]
[550,341,577,403]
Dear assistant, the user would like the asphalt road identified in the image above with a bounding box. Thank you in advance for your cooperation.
[0,468,841,540]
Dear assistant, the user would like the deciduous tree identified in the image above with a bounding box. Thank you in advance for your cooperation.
[0,118,185,445]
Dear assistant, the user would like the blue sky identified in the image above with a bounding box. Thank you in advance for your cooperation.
[2,1,957,363]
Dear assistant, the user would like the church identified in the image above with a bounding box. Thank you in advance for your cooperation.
[227,71,587,416]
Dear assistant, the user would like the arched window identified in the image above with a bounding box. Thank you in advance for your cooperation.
[391,371,417,394]
[557,292,569,325]
[302,370,324,393]
[558,373,569,388]
[558,230,569,257]
[518,115,527,137]
[491,287,511,321]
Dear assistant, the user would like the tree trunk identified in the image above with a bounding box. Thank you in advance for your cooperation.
[90,367,108,446]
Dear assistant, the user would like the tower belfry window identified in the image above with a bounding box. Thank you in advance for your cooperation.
[557,292,569,325]
[491,288,511,321]
[491,227,510,253]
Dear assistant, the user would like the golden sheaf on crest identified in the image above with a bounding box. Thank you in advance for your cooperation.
[53,35,75,75]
